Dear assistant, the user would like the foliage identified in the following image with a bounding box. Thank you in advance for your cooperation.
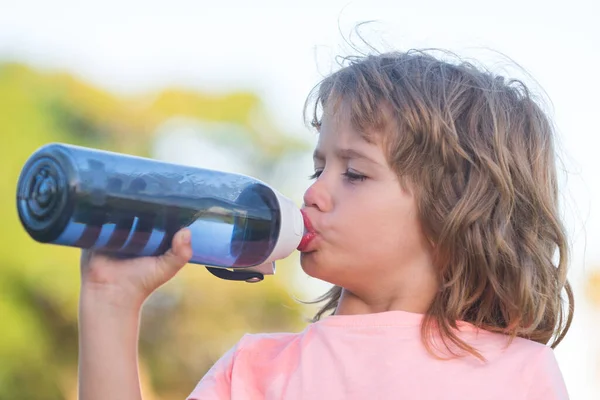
[0,62,311,400]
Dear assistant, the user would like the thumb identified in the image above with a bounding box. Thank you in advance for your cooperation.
[156,228,193,277]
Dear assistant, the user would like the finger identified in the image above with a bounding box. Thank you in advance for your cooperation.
[156,228,193,275]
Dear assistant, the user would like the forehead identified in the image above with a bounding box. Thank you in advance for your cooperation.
[318,106,372,146]
[317,96,397,149]
[319,99,377,141]
[314,103,390,166]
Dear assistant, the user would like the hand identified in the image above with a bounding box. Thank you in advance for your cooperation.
[79,228,193,307]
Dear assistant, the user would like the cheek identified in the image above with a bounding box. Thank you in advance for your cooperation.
[342,195,422,254]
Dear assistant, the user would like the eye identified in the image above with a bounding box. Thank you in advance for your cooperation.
[309,169,368,182]
[343,170,367,183]
[308,169,323,180]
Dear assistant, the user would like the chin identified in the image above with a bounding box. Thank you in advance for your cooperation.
[300,251,326,279]
[300,252,343,285]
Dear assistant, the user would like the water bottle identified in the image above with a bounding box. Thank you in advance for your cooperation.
[16,143,306,282]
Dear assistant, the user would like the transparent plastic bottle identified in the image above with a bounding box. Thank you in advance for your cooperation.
[16,143,305,282]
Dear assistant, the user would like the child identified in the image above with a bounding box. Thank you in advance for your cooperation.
[77,49,574,399]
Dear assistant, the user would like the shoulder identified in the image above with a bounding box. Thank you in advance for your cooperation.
[459,324,556,359]
[467,328,558,365]
[235,330,305,358]
[521,344,568,399]
[470,331,568,398]
[455,326,561,374]
[186,331,305,400]
[494,335,562,373]
[491,332,556,359]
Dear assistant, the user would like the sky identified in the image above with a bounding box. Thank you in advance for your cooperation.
[2,0,598,260]
[1,0,599,397]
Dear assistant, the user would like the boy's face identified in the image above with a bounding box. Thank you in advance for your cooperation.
[300,104,435,297]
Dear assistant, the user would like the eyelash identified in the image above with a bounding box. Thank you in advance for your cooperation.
[308,169,368,183]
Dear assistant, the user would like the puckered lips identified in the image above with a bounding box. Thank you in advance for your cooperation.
[297,209,318,252]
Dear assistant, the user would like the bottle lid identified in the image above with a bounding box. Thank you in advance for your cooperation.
[264,188,304,263]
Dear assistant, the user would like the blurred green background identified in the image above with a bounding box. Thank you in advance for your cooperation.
[0,62,318,399]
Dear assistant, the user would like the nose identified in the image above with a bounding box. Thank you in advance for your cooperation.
[303,176,333,212]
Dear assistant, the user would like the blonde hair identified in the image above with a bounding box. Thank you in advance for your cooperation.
[304,49,574,360]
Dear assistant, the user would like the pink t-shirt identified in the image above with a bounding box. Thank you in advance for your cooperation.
[187,310,568,399]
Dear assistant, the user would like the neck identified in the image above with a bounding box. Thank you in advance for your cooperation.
[334,289,432,316]
[334,263,439,316]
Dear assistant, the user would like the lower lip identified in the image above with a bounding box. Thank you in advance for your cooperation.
[297,232,318,252]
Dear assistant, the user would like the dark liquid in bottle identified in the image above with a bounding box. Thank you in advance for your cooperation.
[17,144,282,268]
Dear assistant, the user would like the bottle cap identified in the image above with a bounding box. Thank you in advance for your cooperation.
[263,188,304,263]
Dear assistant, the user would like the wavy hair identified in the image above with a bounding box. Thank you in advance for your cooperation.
[304,50,574,360]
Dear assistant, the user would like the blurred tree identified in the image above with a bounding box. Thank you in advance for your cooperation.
[0,62,313,400]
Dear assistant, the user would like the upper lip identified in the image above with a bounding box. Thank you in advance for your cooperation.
[300,209,318,234]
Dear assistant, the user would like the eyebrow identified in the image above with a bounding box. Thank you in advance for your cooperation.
[312,148,379,165]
